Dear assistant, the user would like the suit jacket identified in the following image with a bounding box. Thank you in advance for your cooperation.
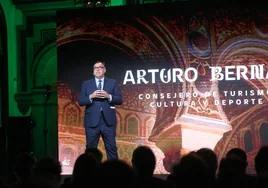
[78,77,122,127]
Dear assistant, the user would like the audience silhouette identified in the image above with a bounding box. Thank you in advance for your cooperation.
[131,145,174,188]
[217,154,249,188]
[254,145,268,188]
[94,159,134,188]
[6,152,37,188]
[3,146,268,188]
[196,147,218,188]
[27,155,62,188]
[169,151,209,188]
[70,153,98,187]
[84,147,103,164]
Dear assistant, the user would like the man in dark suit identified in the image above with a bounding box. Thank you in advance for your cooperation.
[78,61,122,160]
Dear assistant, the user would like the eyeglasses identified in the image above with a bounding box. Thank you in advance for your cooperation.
[93,66,105,70]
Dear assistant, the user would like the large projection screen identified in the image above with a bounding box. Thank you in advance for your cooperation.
[57,3,268,174]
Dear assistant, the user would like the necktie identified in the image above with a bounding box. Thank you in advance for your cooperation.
[98,80,103,111]
[98,80,102,90]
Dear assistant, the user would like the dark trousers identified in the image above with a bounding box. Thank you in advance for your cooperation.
[85,112,118,160]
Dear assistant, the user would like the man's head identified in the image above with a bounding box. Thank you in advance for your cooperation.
[85,147,103,164]
[131,145,156,175]
[226,148,247,169]
[93,61,106,79]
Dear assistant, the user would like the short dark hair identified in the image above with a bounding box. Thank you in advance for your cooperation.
[95,61,105,67]
[85,148,103,163]
[226,148,247,162]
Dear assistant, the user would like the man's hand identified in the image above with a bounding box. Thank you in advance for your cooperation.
[100,90,110,99]
[90,90,110,99]
[90,90,103,99]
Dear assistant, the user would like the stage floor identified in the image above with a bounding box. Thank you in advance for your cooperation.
[61,174,169,184]
[61,166,73,175]
[61,162,169,184]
